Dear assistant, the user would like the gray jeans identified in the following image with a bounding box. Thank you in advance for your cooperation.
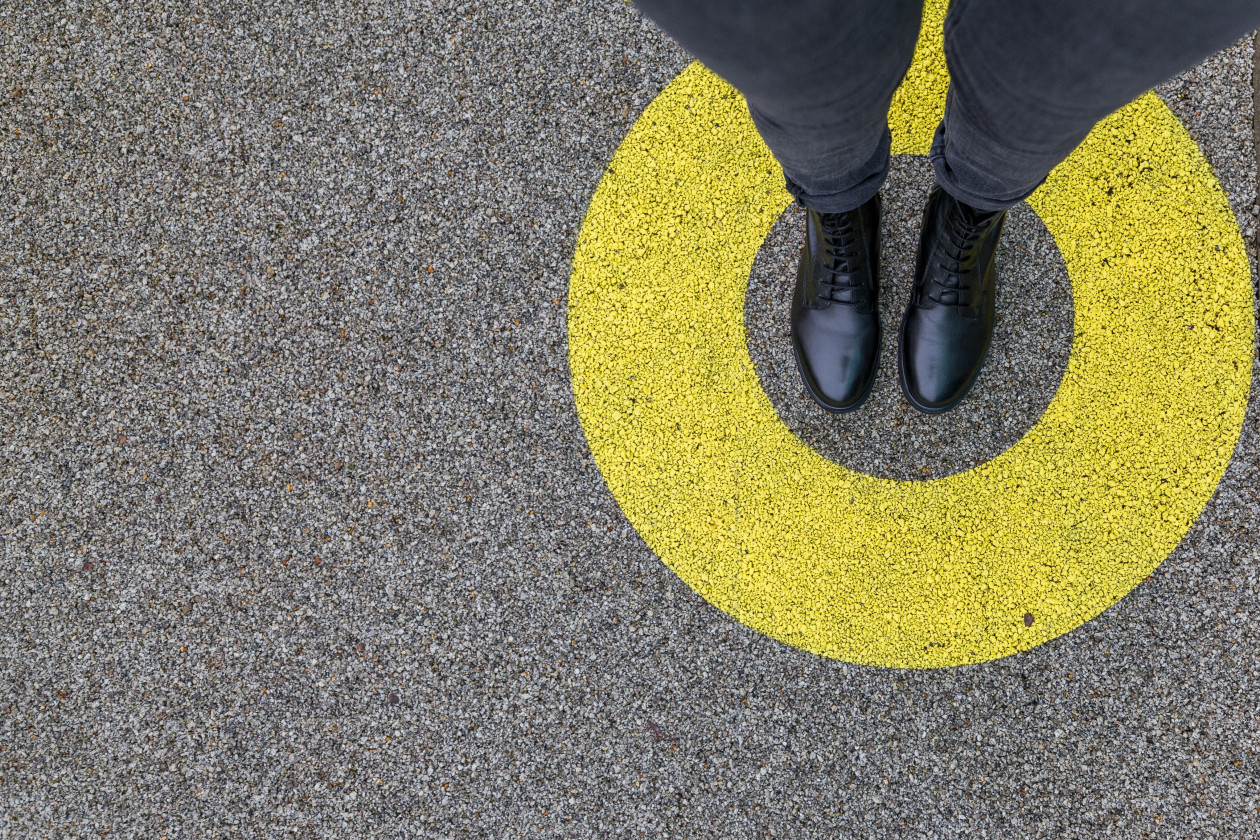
[633,0,1260,212]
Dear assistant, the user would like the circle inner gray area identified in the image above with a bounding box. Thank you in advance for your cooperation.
[744,155,1074,481]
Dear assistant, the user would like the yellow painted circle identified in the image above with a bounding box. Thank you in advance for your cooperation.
[568,2,1254,668]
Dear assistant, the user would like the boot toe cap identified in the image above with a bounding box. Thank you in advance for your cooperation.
[791,317,880,412]
[899,311,988,413]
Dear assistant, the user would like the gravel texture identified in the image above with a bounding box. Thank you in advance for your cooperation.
[1,1,1257,837]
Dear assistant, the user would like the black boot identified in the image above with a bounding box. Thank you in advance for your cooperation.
[790,193,882,413]
[898,186,1006,414]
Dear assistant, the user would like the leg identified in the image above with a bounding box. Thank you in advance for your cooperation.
[634,0,925,411]
[633,0,925,213]
[901,0,1260,414]
[933,0,1260,211]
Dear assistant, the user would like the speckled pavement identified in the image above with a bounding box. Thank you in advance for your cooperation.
[2,2,1258,837]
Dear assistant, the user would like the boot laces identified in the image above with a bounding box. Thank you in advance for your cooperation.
[929,206,997,307]
[818,212,865,304]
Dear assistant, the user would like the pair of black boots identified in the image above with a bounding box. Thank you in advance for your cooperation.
[790,186,1006,413]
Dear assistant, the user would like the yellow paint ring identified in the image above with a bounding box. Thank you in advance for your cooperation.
[568,2,1254,668]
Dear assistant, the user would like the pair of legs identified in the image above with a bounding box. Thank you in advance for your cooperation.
[634,0,1260,412]
[635,0,1259,215]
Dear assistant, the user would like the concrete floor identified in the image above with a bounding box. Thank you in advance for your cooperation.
[1,2,1258,837]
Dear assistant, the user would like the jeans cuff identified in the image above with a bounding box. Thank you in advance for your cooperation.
[779,125,893,214]
[928,119,1044,212]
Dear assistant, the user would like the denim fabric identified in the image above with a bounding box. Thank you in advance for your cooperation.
[634,0,1260,213]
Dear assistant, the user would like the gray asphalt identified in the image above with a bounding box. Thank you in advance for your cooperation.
[2,2,1258,837]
